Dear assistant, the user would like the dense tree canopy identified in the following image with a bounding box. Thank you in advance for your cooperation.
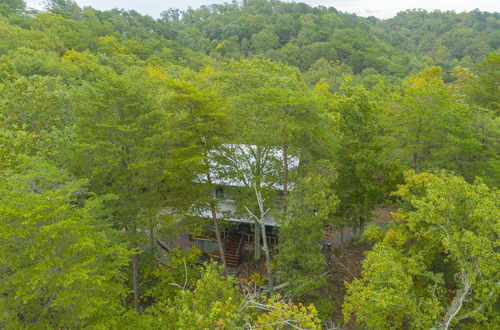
[344,171,499,329]
[0,157,130,328]
[0,0,498,328]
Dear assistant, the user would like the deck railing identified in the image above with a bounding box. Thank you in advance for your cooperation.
[191,231,278,255]
[241,232,278,247]
[235,234,244,259]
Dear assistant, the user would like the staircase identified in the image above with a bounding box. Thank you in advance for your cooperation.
[225,236,243,267]
[208,235,243,267]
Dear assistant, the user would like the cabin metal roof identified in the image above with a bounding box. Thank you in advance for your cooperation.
[197,144,299,190]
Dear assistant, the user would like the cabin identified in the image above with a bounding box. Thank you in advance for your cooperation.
[189,144,299,266]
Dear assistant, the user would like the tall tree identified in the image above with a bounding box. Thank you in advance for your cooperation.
[166,66,230,268]
[276,161,338,317]
[470,51,500,113]
[386,67,480,177]
[333,80,395,233]
[68,67,170,311]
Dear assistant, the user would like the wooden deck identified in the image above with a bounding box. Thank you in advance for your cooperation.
[193,232,278,266]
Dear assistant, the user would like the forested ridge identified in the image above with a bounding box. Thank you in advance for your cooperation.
[0,0,498,328]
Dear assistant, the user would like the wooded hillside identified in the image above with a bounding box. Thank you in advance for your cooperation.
[0,0,498,328]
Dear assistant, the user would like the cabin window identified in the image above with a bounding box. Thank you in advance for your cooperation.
[215,186,224,199]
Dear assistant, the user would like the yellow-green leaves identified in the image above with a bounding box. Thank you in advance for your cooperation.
[344,171,499,329]
[0,158,130,328]
[254,295,321,329]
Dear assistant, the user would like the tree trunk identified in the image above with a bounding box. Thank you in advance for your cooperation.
[250,187,273,294]
[149,217,155,252]
[210,201,227,268]
[131,241,141,312]
[206,173,227,268]
[282,143,289,214]
[260,220,273,295]
[254,147,262,261]
[412,152,419,171]
[359,216,365,235]
[439,270,472,330]
[340,227,344,257]
[254,220,261,260]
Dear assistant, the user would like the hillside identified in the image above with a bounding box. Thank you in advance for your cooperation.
[0,0,498,328]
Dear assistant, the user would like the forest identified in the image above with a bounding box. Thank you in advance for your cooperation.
[0,0,498,328]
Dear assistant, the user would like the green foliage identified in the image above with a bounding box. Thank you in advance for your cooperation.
[218,57,316,160]
[388,67,470,169]
[165,66,229,210]
[143,248,202,302]
[0,20,59,54]
[251,28,280,53]
[117,262,242,328]
[0,1,498,327]
[0,75,71,132]
[117,263,324,328]
[66,66,175,309]
[380,10,499,71]
[363,223,386,243]
[304,58,352,92]
[344,244,444,329]
[168,262,242,328]
[344,171,499,329]
[471,51,500,112]
[333,81,398,227]
[0,157,130,328]
[46,0,82,20]
[385,66,497,182]
[69,67,171,226]
[0,126,37,170]
[0,0,26,16]
[276,162,338,316]
[252,295,321,329]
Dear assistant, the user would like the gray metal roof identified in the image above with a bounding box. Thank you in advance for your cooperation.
[197,144,299,190]
[197,200,279,226]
